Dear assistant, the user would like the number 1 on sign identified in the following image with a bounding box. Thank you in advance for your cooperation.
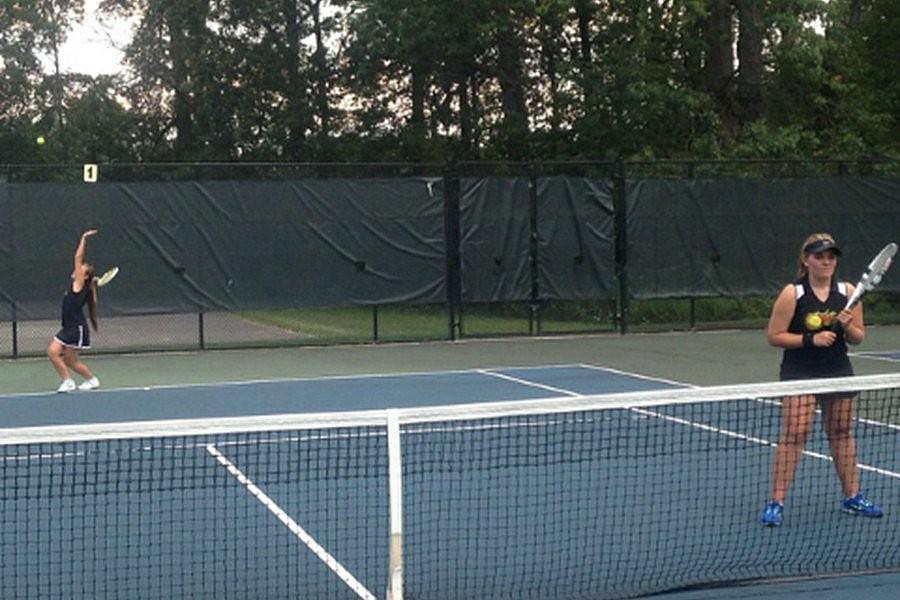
[83,164,98,183]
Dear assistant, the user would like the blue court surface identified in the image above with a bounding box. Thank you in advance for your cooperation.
[1,364,898,600]
[0,364,680,428]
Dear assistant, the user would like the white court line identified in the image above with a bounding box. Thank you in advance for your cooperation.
[7,365,898,477]
[498,364,900,480]
[580,362,900,432]
[206,444,377,600]
[479,363,690,397]
[478,369,582,397]
[577,363,692,389]
[0,363,589,400]
[849,351,900,363]
[631,406,900,480]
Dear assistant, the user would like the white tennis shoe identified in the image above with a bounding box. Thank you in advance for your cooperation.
[78,377,100,391]
[57,378,76,393]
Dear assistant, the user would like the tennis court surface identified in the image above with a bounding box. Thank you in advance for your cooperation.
[1,365,898,599]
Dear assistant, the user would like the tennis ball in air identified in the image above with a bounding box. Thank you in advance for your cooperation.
[36,135,46,145]
[805,313,822,330]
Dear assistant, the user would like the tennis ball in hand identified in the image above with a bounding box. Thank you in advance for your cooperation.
[36,135,46,145]
[805,313,823,330]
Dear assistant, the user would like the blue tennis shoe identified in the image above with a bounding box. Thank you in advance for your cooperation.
[842,492,883,518]
[759,500,784,527]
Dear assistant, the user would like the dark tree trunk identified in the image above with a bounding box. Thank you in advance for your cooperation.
[703,0,738,136]
[736,0,765,123]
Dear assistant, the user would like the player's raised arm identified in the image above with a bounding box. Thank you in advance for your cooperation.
[73,229,98,274]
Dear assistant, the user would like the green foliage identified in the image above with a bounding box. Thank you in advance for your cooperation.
[730,122,822,159]
[1,0,898,162]
[845,0,900,154]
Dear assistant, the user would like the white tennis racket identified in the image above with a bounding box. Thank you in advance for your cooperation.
[844,242,897,310]
[96,266,119,288]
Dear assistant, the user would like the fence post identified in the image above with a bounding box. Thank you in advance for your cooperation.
[8,168,19,356]
[11,304,18,359]
[528,163,540,335]
[198,310,206,350]
[613,159,629,334]
[443,164,462,341]
[372,304,379,342]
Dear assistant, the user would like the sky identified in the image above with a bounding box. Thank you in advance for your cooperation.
[53,2,827,78]
[51,1,131,76]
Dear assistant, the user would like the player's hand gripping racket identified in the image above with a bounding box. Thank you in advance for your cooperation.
[844,242,897,310]
[96,266,119,288]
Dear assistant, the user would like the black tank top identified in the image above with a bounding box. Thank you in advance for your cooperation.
[780,275,853,380]
[61,283,89,328]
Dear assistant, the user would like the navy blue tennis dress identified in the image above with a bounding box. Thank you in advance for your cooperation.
[779,275,853,381]
[54,283,91,349]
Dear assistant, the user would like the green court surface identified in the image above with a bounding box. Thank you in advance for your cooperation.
[3,325,899,396]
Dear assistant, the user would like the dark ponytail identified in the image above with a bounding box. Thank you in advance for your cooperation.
[86,268,99,331]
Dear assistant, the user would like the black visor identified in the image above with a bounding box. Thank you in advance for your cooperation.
[803,239,842,256]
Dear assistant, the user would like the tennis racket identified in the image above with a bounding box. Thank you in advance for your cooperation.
[96,266,119,288]
[844,242,897,310]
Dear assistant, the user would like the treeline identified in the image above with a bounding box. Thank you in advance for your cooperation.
[2,0,898,164]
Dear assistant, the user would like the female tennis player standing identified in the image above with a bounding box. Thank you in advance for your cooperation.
[759,233,882,526]
[48,229,101,392]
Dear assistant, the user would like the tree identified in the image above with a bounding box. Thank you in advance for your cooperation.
[343,0,494,159]
[846,0,900,154]
[489,1,531,159]
[1,0,87,162]
[735,0,765,123]
[36,0,86,140]
[702,0,738,138]
[95,0,218,160]
[52,75,143,162]
[3,0,897,164]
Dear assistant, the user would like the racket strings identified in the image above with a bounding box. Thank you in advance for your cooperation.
[97,267,119,287]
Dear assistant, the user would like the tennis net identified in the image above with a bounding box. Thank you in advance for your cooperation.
[1,373,898,599]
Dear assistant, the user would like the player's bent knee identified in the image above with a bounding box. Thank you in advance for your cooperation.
[781,430,811,446]
[826,427,852,441]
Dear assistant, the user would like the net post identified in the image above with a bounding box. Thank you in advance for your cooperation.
[386,409,404,600]
[12,302,19,358]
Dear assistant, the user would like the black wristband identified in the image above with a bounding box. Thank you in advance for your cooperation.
[802,333,815,348]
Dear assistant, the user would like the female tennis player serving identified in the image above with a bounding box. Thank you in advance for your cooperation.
[47,230,101,392]
[759,233,882,526]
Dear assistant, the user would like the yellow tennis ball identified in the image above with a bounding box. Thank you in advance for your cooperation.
[805,313,823,330]
[36,135,46,145]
